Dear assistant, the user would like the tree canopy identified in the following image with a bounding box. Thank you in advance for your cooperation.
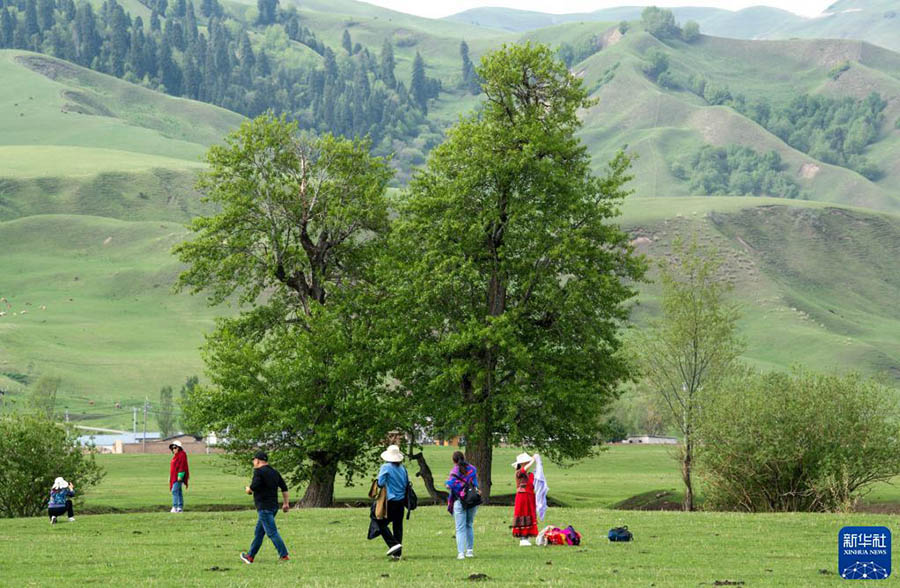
[175,114,396,507]
[382,43,645,500]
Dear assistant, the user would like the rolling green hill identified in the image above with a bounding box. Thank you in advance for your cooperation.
[1,1,899,427]
[0,50,244,222]
[446,2,900,52]
[573,31,900,211]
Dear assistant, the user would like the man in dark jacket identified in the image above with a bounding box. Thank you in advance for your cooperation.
[240,451,290,564]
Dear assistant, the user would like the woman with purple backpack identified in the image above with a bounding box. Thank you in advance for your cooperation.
[446,451,481,560]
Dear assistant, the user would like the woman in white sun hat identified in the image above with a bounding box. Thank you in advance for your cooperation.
[511,452,538,545]
[375,444,409,559]
[47,477,75,524]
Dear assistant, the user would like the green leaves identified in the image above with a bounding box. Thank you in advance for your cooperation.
[383,43,645,478]
[175,115,395,505]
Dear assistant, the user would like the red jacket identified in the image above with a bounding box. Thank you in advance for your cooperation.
[169,450,190,490]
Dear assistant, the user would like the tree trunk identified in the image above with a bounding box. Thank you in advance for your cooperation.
[298,457,337,508]
[681,440,694,512]
[410,451,448,504]
[466,436,493,504]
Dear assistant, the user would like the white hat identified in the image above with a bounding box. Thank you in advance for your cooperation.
[52,477,68,490]
[512,452,534,468]
[169,440,183,450]
[380,444,404,463]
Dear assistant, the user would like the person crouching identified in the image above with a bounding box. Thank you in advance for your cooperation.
[48,477,75,524]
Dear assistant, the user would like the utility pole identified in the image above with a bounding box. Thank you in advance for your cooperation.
[142,397,148,453]
[65,409,69,423]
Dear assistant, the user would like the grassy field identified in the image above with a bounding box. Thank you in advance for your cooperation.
[82,446,683,511]
[3,445,899,586]
[74,445,900,512]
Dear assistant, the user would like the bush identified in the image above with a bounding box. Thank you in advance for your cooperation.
[697,369,900,512]
[682,21,700,42]
[0,416,105,518]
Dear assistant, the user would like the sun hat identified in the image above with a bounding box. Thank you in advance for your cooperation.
[253,451,268,462]
[511,452,534,468]
[169,440,183,450]
[52,477,68,490]
[380,444,404,463]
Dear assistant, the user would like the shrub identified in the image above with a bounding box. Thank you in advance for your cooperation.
[697,369,900,512]
[0,416,105,518]
[682,21,700,42]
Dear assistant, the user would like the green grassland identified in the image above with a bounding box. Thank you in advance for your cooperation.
[0,50,242,222]
[2,445,899,586]
[6,506,896,586]
[0,215,218,428]
[4,198,900,427]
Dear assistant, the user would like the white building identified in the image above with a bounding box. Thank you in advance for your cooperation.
[623,435,678,445]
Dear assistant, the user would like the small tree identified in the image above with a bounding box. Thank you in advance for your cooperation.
[632,237,742,510]
[28,375,60,419]
[0,415,105,517]
[641,6,680,39]
[178,376,200,435]
[698,369,900,512]
[157,385,176,438]
[682,20,700,43]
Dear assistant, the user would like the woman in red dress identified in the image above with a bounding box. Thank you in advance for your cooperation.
[511,452,538,546]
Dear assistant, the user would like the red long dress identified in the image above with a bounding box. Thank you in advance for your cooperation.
[512,470,538,538]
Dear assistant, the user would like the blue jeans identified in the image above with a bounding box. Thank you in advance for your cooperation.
[171,482,183,510]
[453,500,478,554]
[249,509,288,559]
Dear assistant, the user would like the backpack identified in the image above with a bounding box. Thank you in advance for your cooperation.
[608,526,632,542]
[453,473,483,509]
[405,481,417,520]
[562,525,582,546]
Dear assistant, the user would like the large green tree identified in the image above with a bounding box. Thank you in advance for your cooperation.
[383,43,645,501]
[175,114,395,507]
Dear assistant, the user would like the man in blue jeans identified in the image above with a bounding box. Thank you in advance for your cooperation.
[240,451,291,563]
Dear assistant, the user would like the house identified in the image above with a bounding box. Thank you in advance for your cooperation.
[623,435,678,445]
[120,433,222,454]
[77,431,221,454]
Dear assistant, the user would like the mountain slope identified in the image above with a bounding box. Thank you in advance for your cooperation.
[573,31,900,211]
[0,50,244,221]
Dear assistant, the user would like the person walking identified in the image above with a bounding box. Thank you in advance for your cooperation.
[511,452,539,546]
[240,451,291,564]
[169,440,190,513]
[376,444,408,559]
[445,451,479,559]
[48,477,75,524]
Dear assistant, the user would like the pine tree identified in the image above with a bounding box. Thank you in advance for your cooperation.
[256,0,277,25]
[460,40,480,94]
[37,0,55,32]
[74,2,101,66]
[410,51,427,113]
[341,28,351,54]
[380,38,395,88]
[24,0,39,39]
[0,9,13,48]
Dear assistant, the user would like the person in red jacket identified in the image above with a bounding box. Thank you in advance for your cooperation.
[169,440,190,513]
